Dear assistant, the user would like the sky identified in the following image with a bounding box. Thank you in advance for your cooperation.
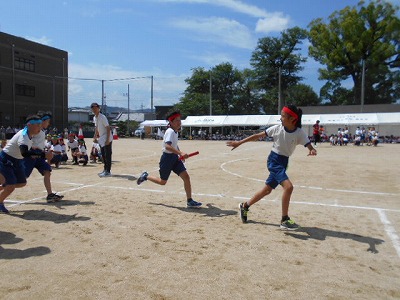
[0,0,399,110]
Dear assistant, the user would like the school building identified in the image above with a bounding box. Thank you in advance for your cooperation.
[0,31,68,129]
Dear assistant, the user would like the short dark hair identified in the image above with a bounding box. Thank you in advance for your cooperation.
[25,114,41,123]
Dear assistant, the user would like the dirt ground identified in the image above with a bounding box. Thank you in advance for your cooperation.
[1,138,399,300]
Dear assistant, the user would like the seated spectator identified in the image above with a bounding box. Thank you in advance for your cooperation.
[50,136,63,168]
[67,134,79,165]
[76,139,88,166]
[90,138,102,163]
[58,137,69,164]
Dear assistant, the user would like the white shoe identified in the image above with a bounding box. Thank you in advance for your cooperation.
[99,171,112,177]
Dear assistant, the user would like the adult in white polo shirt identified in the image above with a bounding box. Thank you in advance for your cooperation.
[91,102,113,177]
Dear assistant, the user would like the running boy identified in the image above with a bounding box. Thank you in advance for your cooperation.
[137,111,202,208]
[226,105,317,230]
[0,115,43,213]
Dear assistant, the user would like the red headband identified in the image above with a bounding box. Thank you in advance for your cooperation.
[168,113,181,122]
[282,107,298,121]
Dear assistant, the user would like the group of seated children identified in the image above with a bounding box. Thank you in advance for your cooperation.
[66,134,102,165]
[43,133,102,167]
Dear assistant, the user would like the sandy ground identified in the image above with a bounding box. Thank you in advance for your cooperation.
[1,138,399,300]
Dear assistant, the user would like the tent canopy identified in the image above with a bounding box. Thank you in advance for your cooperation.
[181,113,400,127]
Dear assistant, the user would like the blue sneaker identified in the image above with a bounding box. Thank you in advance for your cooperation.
[187,198,202,208]
[0,203,10,214]
[137,171,148,185]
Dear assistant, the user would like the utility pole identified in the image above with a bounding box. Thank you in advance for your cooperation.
[361,59,365,113]
[278,67,282,114]
[127,84,130,137]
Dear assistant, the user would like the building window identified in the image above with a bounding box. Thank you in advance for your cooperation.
[15,57,35,72]
[16,84,35,97]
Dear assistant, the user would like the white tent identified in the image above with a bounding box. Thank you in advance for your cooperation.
[181,113,400,136]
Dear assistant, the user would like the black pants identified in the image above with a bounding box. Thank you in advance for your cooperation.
[100,142,112,172]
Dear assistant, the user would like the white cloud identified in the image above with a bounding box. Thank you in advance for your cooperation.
[159,0,290,34]
[189,51,233,65]
[256,13,290,33]
[25,36,52,46]
[171,17,256,49]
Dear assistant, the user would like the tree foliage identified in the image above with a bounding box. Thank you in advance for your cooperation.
[308,0,400,104]
[250,26,310,111]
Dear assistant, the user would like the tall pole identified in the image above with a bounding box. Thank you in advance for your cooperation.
[209,71,212,136]
[11,44,15,126]
[101,80,106,116]
[62,58,65,130]
[52,77,56,121]
[127,84,130,137]
[209,72,212,116]
[278,67,282,114]
[150,75,154,117]
[361,59,365,113]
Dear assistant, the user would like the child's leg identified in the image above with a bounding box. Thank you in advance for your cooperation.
[179,170,191,200]
[147,175,167,185]
[245,184,272,207]
[280,179,294,218]
[43,170,52,195]
[0,185,16,204]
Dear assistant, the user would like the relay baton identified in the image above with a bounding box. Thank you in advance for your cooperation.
[179,151,199,160]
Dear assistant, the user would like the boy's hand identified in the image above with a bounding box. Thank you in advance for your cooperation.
[226,141,239,150]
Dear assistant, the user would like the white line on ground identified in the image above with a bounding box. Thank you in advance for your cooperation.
[376,209,400,258]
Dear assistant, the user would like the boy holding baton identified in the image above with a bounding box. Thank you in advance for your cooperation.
[137,111,202,208]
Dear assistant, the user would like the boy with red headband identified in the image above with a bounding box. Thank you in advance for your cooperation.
[137,110,202,208]
[227,104,317,230]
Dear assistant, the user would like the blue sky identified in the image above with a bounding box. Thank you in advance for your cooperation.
[1,0,399,110]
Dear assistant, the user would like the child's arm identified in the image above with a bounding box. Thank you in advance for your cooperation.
[226,131,266,150]
[164,143,188,158]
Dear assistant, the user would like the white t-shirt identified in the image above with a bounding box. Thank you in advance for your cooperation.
[162,127,179,153]
[94,113,113,147]
[67,139,79,150]
[51,144,63,154]
[2,128,33,159]
[266,124,310,157]
[78,145,87,155]
[32,130,46,150]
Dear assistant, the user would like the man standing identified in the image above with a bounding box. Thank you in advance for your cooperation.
[91,102,113,177]
[312,120,321,147]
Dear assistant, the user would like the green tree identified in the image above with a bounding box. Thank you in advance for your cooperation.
[308,0,400,104]
[285,84,320,107]
[250,26,309,113]
[176,63,260,116]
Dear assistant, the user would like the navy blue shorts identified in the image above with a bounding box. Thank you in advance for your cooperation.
[24,157,52,178]
[159,152,186,181]
[0,152,27,186]
[265,151,289,189]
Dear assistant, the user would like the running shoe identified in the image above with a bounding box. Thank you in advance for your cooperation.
[239,202,249,223]
[46,193,64,203]
[0,203,9,214]
[187,198,202,208]
[99,171,112,177]
[280,219,300,231]
[136,171,148,185]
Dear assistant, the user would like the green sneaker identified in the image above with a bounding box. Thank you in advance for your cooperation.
[280,219,300,231]
[239,203,249,223]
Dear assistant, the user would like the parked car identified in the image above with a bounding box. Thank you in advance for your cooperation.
[134,128,145,137]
